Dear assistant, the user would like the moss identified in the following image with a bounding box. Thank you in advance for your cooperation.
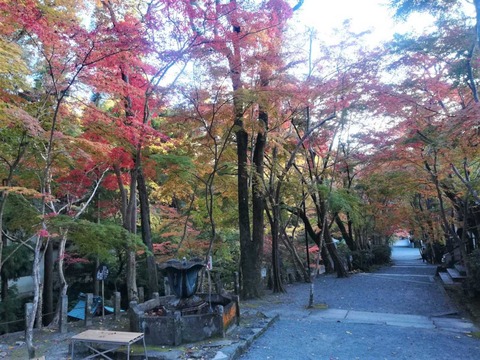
[469,331,480,339]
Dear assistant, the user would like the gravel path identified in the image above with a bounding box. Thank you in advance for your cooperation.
[239,246,480,360]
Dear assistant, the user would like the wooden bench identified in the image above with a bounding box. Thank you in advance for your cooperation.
[71,329,148,360]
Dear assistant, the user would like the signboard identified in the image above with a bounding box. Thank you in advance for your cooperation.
[96,264,109,281]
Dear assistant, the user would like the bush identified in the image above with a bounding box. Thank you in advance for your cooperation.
[351,245,391,271]
[0,286,25,335]
[351,249,374,271]
[467,249,480,295]
[372,245,392,265]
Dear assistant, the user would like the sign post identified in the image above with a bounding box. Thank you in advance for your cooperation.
[96,264,109,319]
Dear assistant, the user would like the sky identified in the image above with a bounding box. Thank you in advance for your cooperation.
[288,0,439,137]
[294,0,435,45]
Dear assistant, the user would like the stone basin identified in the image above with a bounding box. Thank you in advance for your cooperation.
[129,293,239,346]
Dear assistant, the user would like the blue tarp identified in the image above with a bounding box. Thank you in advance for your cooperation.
[67,293,107,320]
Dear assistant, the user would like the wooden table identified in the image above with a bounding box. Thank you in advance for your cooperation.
[71,330,148,360]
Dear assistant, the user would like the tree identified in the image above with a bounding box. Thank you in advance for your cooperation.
[365,0,480,266]
[181,0,304,298]
[0,0,145,354]
[93,0,200,300]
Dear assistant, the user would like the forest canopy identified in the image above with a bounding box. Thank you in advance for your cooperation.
[1,1,480,353]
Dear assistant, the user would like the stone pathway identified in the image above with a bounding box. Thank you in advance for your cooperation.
[239,246,480,360]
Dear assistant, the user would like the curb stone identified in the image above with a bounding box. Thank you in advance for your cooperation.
[229,313,279,360]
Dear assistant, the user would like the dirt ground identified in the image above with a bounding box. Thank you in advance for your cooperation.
[0,313,134,359]
[0,306,273,360]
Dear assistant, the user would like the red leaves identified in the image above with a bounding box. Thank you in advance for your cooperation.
[60,252,90,266]
[37,228,50,238]
[4,107,45,137]
[56,169,94,198]
[109,147,134,169]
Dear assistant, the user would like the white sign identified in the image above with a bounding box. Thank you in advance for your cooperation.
[96,264,109,281]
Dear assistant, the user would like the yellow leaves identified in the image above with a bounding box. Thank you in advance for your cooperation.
[150,176,194,204]
[148,141,175,155]
[37,0,86,25]
[102,99,116,111]
[0,38,30,91]
[0,186,42,198]
[0,39,27,73]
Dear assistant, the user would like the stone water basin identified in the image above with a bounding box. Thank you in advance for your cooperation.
[129,293,239,346]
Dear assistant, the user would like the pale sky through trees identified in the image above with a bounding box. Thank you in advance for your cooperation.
[297,0,438,45]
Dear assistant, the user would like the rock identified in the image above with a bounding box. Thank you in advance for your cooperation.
[212,351,228,360]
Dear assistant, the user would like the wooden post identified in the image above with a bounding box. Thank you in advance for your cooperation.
[59,295,68,334]
[85,293,93,327]
[114,292,121,320]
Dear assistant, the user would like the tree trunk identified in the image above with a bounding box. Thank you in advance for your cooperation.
[42,241,54,325]
[125,170,138,302]
[237,123,260,298]
[321,244,334,274]
[281,228,310,282]
[137,170,159,296]
[324,228,348,278]
[270,202,286,293]
[224,17,264,299]
[251,98,268,294]
[267,145,286,293]
[115,165,138,303]
[50,231,68,327]
[27,236,46,358]
[334,213,356,250]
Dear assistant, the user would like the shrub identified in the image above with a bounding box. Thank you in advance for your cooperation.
[467,249,480,295]
[372,244,392,265]
[351,249,374,271]
[0,287,25,334]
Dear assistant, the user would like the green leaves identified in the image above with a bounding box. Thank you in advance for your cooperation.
[49,216,144,262]
[3,194,40,234]
[317,184,363,224]
[1,244,31,280]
